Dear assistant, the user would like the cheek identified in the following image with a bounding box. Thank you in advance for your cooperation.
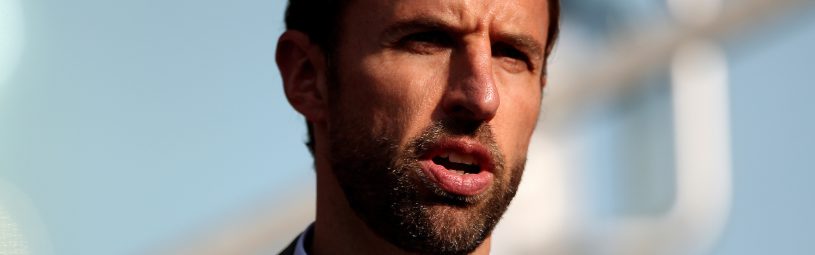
[339,52,448,142]
[492,76,541,162]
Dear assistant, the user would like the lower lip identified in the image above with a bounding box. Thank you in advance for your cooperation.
[418,160,493,196]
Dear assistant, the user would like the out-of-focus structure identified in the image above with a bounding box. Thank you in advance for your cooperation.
[0,0,24,89]
[1,0,30,254]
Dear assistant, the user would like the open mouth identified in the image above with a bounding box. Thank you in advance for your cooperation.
[418,139,495,196]
[431,152,481,175]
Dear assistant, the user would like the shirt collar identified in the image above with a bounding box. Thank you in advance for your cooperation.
[293,224,313,255]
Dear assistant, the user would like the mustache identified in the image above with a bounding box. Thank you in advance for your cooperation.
[409,119,504,170]
[405,120,506,206]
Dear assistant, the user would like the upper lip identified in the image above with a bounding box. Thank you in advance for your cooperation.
[420,137,496,174]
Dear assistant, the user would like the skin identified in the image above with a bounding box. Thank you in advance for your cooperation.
[276,0,551,254]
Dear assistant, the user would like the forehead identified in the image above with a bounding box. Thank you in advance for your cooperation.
[344,0,550,42]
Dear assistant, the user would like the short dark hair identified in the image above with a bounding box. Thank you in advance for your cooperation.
[284,0,561,155]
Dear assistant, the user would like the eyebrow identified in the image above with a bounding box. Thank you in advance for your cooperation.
[380,15,546,61]
[494,32,545,62]
[380,16,456,42]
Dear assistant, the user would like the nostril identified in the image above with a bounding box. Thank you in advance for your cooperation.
[450,105,467,114]
[444,97,497,122]
[445,103,478,121]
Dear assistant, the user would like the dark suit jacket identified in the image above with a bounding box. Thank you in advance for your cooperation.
[278,235,298,255]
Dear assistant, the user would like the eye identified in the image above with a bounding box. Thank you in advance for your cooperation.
[492,42,532,72]
[397,31,455,54]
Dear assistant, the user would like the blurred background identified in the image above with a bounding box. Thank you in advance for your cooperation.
[0,0,813,254]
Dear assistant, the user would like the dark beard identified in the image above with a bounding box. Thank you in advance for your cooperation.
[328,113,525,254]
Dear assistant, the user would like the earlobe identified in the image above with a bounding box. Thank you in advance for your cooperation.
[276,30,329,124]
[541,74,548,89]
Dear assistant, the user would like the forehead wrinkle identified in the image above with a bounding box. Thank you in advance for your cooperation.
[454,0,485,33]
[388,0,511,36]
[379,0,548,55]
[455,0,519,36]
[456,0,543,45]
[368,2,466,36]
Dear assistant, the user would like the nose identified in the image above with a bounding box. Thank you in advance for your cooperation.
[442,42,500,122]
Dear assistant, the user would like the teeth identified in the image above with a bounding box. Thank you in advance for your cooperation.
[440,152,450,159]
[448,152,476,165]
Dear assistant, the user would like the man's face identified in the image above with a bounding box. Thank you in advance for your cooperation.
[325,0,550,253]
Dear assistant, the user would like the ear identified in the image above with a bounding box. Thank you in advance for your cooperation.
[276,30,330,125]
[541,73,548,90]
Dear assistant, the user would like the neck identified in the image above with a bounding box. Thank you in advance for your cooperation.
[309,151,492,255]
